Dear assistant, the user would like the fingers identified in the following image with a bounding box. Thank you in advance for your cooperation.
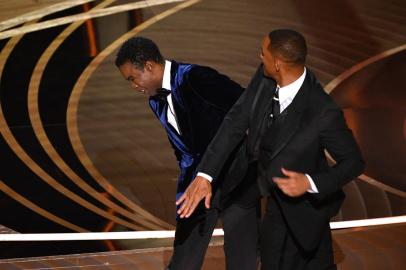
[175,193,187,206]
[273,177,300,197]
[273,177,289,191]
[177,194,191,216]
[281,167,296,177]
[181,191,211,218]
[178,197,190,214]
[176,185,196,216]
[176,191,205,218]
[180,197,197,218]
[204,193,212,209]
[273,177,290,195]
[274,169,308,198]
[273,177,289,188]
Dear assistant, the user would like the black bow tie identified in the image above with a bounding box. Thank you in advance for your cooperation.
[154,88,171,102]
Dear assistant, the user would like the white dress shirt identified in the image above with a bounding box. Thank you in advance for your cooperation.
[198,67,319,193]
[162,60,181,134]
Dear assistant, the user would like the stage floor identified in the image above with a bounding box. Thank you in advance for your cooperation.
[1,223,405,270]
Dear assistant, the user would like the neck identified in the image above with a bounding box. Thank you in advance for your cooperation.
[276,65,304,87]
[155,62,165,87]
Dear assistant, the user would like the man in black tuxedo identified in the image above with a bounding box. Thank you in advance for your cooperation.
[115,37,258,270]
[177,29,365,269]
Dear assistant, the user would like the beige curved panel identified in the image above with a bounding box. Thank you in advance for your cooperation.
[325,44,406,93]
[27,0,168,231]
[0,0,97,32]
[67,0,201,229]
[0,16,147,233]
[0,0,187,40]
[358,174,406,199]
[0,181,87,232]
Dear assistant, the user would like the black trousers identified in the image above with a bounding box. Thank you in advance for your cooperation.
[260,195,336,270]
[167,201,259,270]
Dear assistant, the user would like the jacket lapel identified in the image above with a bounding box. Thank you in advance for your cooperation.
[265,71,311,161]
[247,75,276,154]
[169,61,194,151]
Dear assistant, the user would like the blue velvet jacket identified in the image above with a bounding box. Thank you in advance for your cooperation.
[149,61,243,203]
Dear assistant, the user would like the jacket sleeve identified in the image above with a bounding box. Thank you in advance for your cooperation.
[310,104,365,200]
[196,66,264,182]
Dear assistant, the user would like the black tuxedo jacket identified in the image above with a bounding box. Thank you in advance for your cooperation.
[197,65,365,252]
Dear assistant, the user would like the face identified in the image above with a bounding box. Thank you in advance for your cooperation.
[118,61,161,96]
[260,35,278,78]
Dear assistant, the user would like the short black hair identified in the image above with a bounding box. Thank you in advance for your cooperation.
[268,29,307,64]
[115,36,165,69]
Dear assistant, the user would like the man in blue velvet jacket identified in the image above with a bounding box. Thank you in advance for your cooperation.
[115,37,258,270]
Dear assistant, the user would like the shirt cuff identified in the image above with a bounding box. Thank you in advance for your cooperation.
[305,174,319,193]
[197,172,213,183]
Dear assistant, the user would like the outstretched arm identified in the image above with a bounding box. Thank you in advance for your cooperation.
[176,66,265,218]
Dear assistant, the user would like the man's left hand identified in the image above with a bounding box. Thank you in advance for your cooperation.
[273,168,310,197]
[176,176,212,218]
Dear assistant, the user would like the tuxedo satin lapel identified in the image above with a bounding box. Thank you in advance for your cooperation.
[169,61,194,150]
[253,79,276,127]
[248,77,275,153]
[267,72,311,161]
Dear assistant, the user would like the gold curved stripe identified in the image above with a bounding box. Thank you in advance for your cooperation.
[27,0,169,231]
[325,152,406,199]
[324,44,406,93]
[0,110,146,230]
[0,0,97,32]
[67,0,201,228]
[0,23,88,233]
[0,181,88,232]
[357,174,406,198]
[0,5,147,232]
[0,0,187,40]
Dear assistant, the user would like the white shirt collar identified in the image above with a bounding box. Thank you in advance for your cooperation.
[277,67,306,108]
[162,60,172,90]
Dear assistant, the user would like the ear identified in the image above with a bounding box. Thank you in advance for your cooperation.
[145,61,153,71]
[274,58,280,72]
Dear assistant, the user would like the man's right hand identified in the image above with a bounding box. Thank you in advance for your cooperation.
[176,176,212,218]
